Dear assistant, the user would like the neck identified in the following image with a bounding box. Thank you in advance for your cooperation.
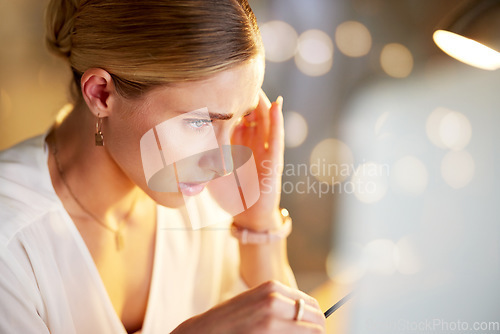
[49,102,145,226]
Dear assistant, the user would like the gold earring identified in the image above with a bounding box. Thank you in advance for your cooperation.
[95,114,104,146]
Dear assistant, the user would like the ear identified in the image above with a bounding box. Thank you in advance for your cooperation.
[80,68,117,118]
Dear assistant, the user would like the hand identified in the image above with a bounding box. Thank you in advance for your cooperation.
[171,280,326,334]
[231,90,285,231]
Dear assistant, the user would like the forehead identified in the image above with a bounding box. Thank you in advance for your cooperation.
[143,59,264,116]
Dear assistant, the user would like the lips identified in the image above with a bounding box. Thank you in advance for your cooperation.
[178,182,208,196]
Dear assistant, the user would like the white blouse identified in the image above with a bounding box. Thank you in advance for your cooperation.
[0,134,249,333]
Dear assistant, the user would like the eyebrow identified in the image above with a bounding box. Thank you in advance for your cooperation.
[183,107,255,120]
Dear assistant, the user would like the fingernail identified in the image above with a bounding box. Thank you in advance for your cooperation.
[276,96,283,107]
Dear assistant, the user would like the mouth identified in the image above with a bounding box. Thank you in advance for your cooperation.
[178,182,208,196]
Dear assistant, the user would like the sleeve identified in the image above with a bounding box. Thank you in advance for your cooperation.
[0,248,50,333]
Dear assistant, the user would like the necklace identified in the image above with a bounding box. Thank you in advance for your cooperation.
[51,132,138,251]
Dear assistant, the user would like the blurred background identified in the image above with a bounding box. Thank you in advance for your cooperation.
[1,0,499,333]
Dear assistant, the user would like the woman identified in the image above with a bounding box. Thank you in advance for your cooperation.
[0,0,325,333]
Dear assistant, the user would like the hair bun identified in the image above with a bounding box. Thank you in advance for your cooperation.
[45,0,79,59]
[43,0,262,100]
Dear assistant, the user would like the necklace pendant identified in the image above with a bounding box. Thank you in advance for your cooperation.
[115,229,124,251]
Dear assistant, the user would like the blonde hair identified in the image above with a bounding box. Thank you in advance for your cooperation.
[45,0,263,99]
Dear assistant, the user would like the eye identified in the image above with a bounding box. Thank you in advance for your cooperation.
[185,119,212,131]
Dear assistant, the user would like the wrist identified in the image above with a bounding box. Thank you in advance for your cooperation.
[231,208,292,244]
[233,207,283,231]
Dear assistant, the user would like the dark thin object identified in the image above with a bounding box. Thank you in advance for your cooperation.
[324,292,354,318]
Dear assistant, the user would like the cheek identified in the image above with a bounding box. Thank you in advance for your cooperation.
[155,122,216,163]
[105,118,141,160]
[101,108,154,185]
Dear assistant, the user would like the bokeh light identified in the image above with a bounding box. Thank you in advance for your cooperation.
[295,29,334,77]
[426,107,452,149]
[391,155,428,196]
[441,150,475,189]
[362,239,399,276]
[351,162,388,203]
[335,20,372,57]
[380,43,414,78]
[427,107,472,150]
[309,138,354,184]
[396,236,421,275]
[439,111,472,150]
[284,111,308,148]
[260,20,298,63]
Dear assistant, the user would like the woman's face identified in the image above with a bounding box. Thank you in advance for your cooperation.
[104,57,265,207]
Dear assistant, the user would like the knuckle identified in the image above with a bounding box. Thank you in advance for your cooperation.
[302,295,320,309]
[260,280,280,293]
[261,291,280,312]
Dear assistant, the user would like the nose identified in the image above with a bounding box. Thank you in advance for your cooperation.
[199,131,233,177]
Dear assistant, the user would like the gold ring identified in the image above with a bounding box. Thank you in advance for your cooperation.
[294,298,305,321]
[245,121,258,128]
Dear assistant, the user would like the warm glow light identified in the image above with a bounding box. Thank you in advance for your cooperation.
[433,30,500,71]
[38,65,53,88]
[284,111,308,148]
[380,43,413,78]
[260,20,298,63]
[391,156,428,196]
[55,103,74,124]
[441,150,475,189]
[335,21,372,57]
[351,162,388,204]
[295,29,333,76]
[309,138,353,184]
[0,89,12,118]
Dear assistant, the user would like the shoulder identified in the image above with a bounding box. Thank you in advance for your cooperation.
[0,134,60,249]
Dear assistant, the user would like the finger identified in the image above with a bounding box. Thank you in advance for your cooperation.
[232,119,257,147]
[256,281,322,312]
[267,96,284,161]
[255,89,272,145]
[256,318,325,334]
[290,321,325,334]
[280,296,327,327]
[258,88,272,110]
[256,291,325,330]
